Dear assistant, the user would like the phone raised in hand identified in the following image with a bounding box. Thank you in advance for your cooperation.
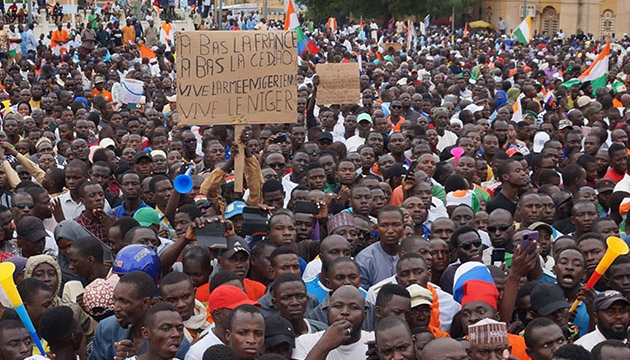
[242,206,269,236]
[194,222,227,249]
[520,230,539,254]
[294,200,319,215]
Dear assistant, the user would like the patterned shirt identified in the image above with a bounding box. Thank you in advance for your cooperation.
[74,212,110,246]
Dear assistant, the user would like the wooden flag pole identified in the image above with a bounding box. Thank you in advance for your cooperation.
[234,124,245,192]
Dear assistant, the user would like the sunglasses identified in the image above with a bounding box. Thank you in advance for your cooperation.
[15,203,35,209]
[306,149,320,155]
[390,105,402,109]
[487,224,512,233]
[268,162,286,169]
[460,240,482,251]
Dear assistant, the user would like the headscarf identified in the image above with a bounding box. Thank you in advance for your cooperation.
[24,255,62,295]
[507,87,521,102]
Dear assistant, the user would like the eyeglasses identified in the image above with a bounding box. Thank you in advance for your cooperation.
[268,162,285,169]
[15,203,35,209]
[460,240,482,251]
[306,149,320,155]
[487,224,512,233]
[390,105,402,109]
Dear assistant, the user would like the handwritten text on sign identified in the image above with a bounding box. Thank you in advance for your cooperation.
[176,31,298,125]
[316,63,360,105]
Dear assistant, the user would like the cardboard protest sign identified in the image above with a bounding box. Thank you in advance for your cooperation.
[175,31,298,125]
[316,63,360,105]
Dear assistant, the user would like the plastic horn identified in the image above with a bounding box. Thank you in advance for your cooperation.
[451,147,465,167]
[0,262,46,354]
[173,166,194,194]
[569,236,629,312]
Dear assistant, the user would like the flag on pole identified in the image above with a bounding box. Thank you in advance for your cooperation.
[543,92,556,107]
[463,22,468,38]
[283,0,299,31]
[577,41,610,95]
[424,14,430,33]
[296,26,319,56]
[407,19,416,51]
[512,93,525,122]
[327,17,337,33]
[513,16,532,45]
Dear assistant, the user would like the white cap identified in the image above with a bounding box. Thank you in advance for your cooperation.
[100,138,116,149]
[533,131,550,153]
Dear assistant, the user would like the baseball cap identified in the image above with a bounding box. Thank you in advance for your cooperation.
[100,138,116,149]
[265,315,295,348]
[533,131,550,153]
[530,283,570,316]
[558,119,573,130]
[166,94,177,103]
[318,132,333,143]
[207,284,260,313]
[17,216,47,243]
[150,150,166,159]
[594,290,630,311]
[133,207,160,227]
[597,178,616,192]
[134,151,153,163]
[221,236,250,259]
[407,284,433,308]
[527,222,552,233]
[225,201,246,219]
[357,113,372,124]
[576,95,593,108]
[94,75,106,84]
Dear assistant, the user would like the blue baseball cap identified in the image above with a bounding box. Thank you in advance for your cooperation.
[225,201,246,219]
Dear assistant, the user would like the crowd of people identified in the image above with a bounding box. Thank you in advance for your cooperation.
[0,4,629,360]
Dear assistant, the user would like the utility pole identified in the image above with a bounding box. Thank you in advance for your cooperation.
[523,0,527,19]
[263,0,267,19]
[27,0,32,26]
[585,0,590,35]
[451,6,454,33]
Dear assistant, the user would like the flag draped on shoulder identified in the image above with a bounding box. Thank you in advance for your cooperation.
[513,16,532,45]
[577,41,610,95]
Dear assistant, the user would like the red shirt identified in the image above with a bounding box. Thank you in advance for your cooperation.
[604,168,625,184]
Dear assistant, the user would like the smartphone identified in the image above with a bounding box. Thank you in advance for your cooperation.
[295,200,319,215]
[273,134,287,143]
[491,248,506,267]
[520,230,539,253]
[242,206,269,236]
[406,160,418,178]
[194,222,227,249]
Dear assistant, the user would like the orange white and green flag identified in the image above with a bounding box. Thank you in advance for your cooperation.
[577,41,610,94]
[513,16,532,45]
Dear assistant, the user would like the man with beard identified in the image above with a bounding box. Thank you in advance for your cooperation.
[89,271,190,360]
[552,247,590,337]
[575,290,630,351]
[481,209,514,266]
[570,201,598,239]
[388,132,408,164]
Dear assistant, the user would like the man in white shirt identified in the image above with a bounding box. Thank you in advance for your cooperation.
[293,285,374,360]
[574,290,630,351]
[346,113,372,152]
[185,284,260,360]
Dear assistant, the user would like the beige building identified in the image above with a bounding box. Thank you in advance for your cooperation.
[477,0,630,39]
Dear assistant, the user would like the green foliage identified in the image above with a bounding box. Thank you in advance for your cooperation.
[296,0,480,23]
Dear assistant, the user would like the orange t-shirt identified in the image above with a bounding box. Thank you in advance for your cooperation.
[92,88,112,102]
[196,282,210,305]
[508,334,531,360]
[50,29,69,49]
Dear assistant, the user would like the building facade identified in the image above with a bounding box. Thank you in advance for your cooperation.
[477,0,630,39]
